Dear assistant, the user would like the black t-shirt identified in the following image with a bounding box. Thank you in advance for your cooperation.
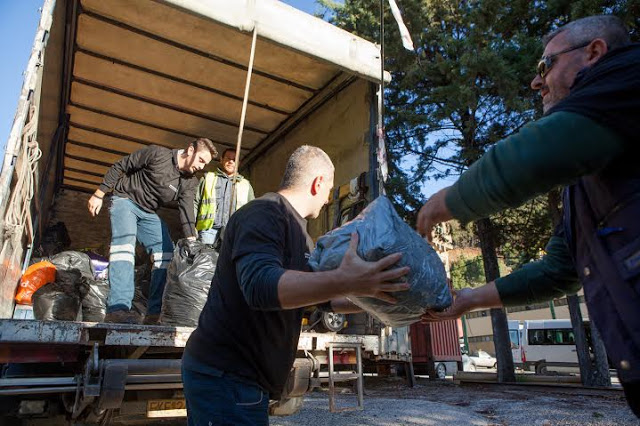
[184,192,313,398]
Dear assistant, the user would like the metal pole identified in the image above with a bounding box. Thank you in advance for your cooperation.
[377,0,386,194]
[549,300,557,319]
[229,26,258,219]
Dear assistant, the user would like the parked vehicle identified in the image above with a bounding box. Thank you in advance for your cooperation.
[469,350,497,369]
[0,0,408,423]
[410,319,462,379]
[509,319,584,374]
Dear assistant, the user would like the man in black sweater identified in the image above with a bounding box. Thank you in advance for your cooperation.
[183,145,409,424]
[88,138,217,324]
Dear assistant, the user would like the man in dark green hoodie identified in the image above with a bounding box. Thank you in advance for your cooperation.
[417,15,640,416]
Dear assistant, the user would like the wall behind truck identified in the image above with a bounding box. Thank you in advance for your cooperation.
[247,79,373,239]
[48,189,184,255]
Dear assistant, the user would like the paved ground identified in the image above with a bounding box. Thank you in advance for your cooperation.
[271,376,639,426]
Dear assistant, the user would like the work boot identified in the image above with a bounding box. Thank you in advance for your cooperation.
[104,310,141,325]
[143,314,161,325]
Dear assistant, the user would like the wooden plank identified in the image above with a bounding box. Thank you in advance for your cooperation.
[73,50,286,133]
[64,156,109,176]
[66,143,123,165]
[79,0,335,90]
[63,177,97,191]
[64,169,102,184]
[70,82,264,147]
[75,13,314,113]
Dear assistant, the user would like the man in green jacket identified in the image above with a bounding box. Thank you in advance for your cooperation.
[194,148,255,245]
[417,15,640,415]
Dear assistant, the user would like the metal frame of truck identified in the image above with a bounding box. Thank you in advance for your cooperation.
[0,1,415,423]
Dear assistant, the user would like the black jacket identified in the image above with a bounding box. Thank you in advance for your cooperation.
[99,145,198,237]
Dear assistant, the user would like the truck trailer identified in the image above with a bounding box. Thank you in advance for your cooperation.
[0,0,427,423]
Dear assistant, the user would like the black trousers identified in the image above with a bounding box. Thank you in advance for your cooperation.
[622,381,640,418]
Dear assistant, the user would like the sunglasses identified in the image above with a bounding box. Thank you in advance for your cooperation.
[536,41,592,78]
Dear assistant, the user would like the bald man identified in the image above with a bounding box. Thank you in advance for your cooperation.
[182,145,409,424]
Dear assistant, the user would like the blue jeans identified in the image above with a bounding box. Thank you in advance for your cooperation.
[107,196,174,315]
[182,352,269,425]
[198,228,220,245]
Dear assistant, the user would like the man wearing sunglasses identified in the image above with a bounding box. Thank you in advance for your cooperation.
[416,15,640,416]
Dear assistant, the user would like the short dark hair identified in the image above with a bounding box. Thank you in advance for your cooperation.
[280,145,334,190]
[221,148,235,159]
[191,138,218,158]
[543,15,630,50]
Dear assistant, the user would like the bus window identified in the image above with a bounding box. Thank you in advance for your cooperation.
[509,330,519,348]
[528,328,576,345]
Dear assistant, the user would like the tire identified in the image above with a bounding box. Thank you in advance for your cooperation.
[316,312,346,333]
[435,363,447,379]
[492,362,497,369]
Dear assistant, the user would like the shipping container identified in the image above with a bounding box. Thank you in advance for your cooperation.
[410,319,462,379]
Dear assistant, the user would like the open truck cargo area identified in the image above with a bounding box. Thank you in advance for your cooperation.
[0,0,459,423]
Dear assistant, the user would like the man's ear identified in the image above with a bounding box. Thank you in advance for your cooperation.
[311,176,322,196]
[186,145,195,157]
[586,38,608,65]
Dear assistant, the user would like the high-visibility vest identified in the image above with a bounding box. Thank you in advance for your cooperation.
[196,172,252,231]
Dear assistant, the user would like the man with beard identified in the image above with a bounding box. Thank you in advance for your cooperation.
[88,138,217,324]
[417,15,640,416]
[194,148,254,246]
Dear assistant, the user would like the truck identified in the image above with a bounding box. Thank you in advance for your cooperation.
[0,0,428,423]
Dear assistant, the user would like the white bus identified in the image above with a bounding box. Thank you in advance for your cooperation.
[509,319,585,374]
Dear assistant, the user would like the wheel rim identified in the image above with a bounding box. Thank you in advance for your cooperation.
[436,363,446,378]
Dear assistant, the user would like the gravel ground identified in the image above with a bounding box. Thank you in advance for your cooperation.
[271,377,640,426]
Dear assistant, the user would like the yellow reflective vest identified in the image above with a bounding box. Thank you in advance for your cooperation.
[196,172,253,231]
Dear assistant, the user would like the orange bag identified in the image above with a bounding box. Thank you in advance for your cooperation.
[15,261,57,305]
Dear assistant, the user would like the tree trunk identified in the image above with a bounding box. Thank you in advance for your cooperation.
[476,218,515,382]
[589,319,611,387]
[567,294,594,384]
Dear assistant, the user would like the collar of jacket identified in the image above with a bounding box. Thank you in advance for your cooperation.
[216,168,244,181]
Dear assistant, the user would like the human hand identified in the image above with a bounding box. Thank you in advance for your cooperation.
[420,288,475,323]
[416,187,453,243]
[337,232,410,304]
[87,192,104,217]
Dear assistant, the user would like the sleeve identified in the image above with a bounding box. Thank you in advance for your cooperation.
[445,112,627,224]
[99,145,157,193]
[495,227,581,307]
[178,178,198,238]
[232,205,287,310]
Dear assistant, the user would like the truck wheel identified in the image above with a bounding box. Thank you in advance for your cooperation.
[535,363,548,375]
[435,363,446,379]
[317,312,346,333]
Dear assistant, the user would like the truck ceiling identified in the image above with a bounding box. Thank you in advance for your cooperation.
[60,0,389,192]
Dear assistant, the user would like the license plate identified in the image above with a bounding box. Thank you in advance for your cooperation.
[146,399,187,418]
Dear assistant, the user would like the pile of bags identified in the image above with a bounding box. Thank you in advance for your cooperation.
[17,251,110,322]
[309,196,452,327]
[161,239,218,327]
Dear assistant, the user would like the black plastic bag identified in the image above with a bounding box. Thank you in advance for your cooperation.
[50,251,94,280]
[82,279,109,322]
[308,196,451,327]
[161,239,218,326]
[132,247,152,316]
[49,251,110,322]
[33,270,89,321]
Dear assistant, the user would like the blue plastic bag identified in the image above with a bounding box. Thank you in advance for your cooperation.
[308,196,451,327]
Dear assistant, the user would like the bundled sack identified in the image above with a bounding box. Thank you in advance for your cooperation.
[308,196,451,327]
[50,251,109,322]
[33,269,89,321]
[15,261,57,305]
[161,239,218,326]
